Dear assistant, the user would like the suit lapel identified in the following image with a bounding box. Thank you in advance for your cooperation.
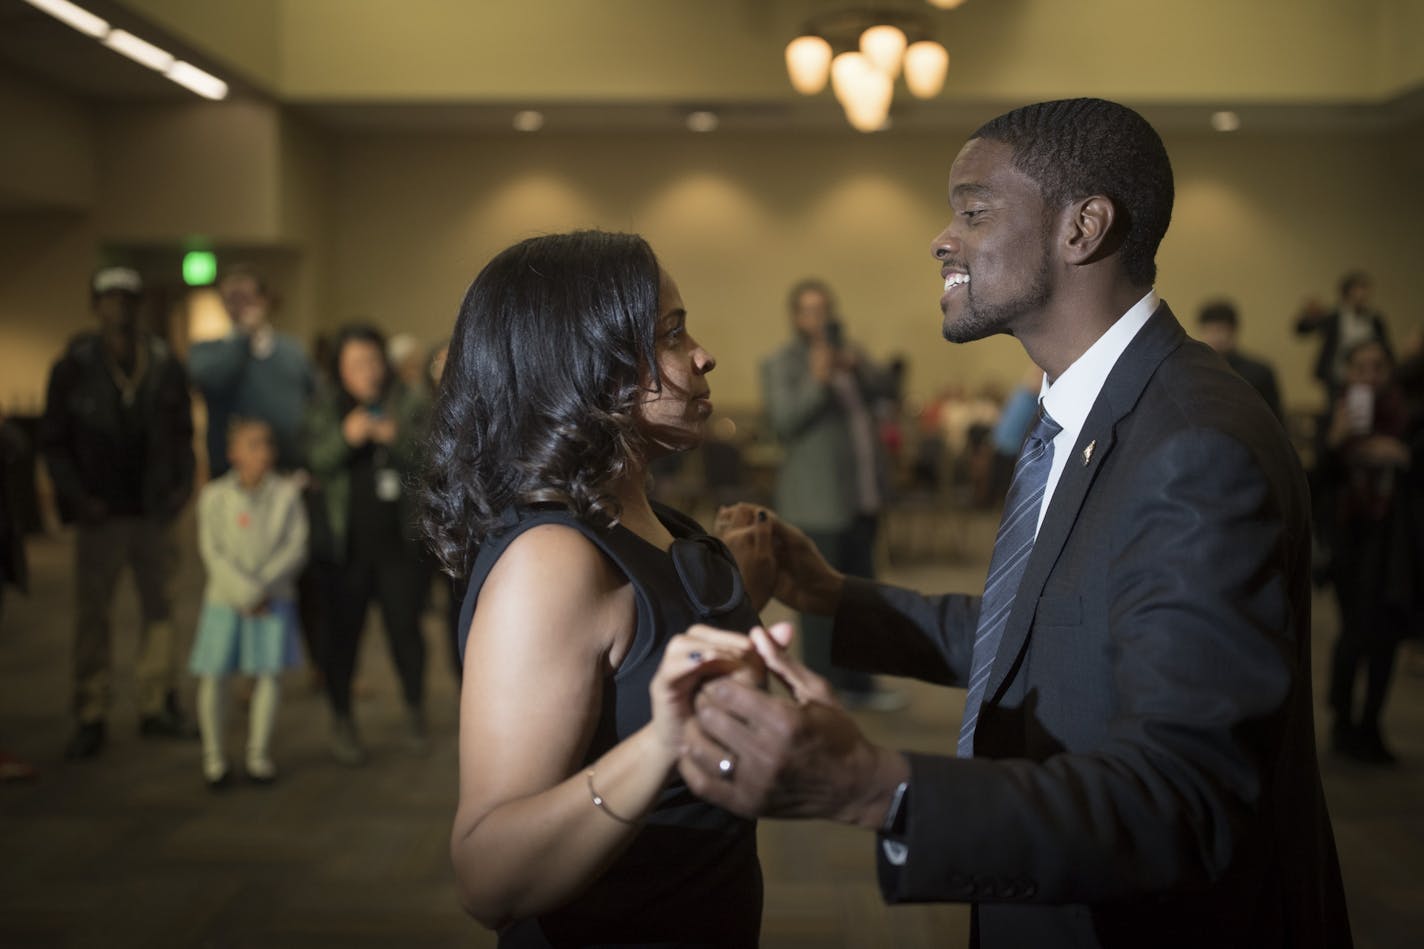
[984,303,1187,703]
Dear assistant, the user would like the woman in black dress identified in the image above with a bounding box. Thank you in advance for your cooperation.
[422,231,773,947]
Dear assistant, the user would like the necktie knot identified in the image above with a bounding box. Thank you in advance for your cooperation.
[1027,403,1062,451]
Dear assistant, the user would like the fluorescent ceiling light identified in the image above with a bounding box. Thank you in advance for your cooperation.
[21,0,109,38]
[166,61,228,100]
[103,29,175,72]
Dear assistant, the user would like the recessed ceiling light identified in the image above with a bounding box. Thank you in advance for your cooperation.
[513,110,545,132]
[21,0,108,38]
[1211,110,1241,132]
[686,110,719,133]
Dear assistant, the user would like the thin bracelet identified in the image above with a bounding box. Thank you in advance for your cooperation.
[586,769,640,825]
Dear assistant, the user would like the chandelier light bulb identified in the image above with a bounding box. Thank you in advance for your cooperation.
[859,24,907,77]
[903,40,950,98]
[830,51,872,109]
[837,58,892,133]
[843,95,891,133]
[785,34,833,95]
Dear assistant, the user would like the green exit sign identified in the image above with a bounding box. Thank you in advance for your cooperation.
[183,251,217,286]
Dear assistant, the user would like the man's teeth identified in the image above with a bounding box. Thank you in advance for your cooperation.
[944,273,969,291]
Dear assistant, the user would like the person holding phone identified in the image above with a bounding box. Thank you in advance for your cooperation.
[761,279,901,709]
[305,324,432,765]
[1317,338,1418,764]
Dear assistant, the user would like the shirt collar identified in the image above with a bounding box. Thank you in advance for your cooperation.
[1040,289,1159,438]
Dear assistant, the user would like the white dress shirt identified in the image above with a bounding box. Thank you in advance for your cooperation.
[1034,290,1159,535]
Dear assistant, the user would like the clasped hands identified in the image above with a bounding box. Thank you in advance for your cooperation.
[647,505,909,828]
[341,407,398,447]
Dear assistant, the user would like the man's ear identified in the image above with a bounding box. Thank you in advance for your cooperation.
[1060,195,1119,265]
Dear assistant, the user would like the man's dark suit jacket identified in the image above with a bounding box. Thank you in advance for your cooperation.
[832,304,1351,948]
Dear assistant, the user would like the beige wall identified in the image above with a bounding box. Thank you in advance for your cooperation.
[326,124,1424,416]
[0,86,330,413]
[2,71,1418,420]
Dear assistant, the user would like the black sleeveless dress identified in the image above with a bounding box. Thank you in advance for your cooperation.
[457,502,764,948]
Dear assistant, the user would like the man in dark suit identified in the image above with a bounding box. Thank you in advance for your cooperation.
[1295,271,1392,399]
[684,99,1351,948]
[1197,299,1284,421]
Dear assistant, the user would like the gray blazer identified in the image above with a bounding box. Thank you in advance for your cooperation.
[761,339,892,532]
[832,304,1350,948]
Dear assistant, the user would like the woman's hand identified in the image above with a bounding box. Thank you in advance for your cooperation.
[1354,434,1411,468]
[716,504,776,611]
[342,408,372,446]
[369,416,398,445]
[650,626,764,761]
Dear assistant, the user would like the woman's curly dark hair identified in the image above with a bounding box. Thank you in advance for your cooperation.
[421,230,664,577]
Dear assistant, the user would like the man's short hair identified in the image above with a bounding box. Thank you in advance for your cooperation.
[972,98,1174,287]
[1339,271,1370,299]
[1198,300,1240,330]
[219,263,274,299]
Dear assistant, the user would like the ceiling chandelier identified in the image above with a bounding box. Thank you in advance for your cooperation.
[785,4,960,132]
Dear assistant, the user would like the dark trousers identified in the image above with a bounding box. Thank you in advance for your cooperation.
[73,516,178,721]
[802,514,878,694]
[1329,582,1404,729]
[325,551,429,718]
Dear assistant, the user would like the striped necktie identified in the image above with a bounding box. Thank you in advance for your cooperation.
[957,404,1062,758]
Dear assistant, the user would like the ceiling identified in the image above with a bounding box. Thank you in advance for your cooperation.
[2,0,1421,136]
[0,0,260,102]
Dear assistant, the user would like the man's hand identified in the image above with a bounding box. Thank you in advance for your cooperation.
[677,623,909,828]
[768,517,844,616]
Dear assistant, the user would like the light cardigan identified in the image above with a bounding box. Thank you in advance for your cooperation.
[197,471,309,611]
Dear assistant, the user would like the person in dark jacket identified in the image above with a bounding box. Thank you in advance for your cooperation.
[1316,338,1419,764]
[39,266,196,759]
[1295,270,1392,399]
[305,324,432,765]
[0,411,36,781]
[1197,299,1284,421]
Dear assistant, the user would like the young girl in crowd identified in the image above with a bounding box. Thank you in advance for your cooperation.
[189,418,308,787]
[423,230,773,946]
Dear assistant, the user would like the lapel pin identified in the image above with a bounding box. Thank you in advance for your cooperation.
[1081,440,1096,466]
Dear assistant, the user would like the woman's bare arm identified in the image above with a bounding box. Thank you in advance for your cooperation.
[451,523,753,928]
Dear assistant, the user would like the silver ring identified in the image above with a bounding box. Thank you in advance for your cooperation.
[717,756,736,779]
[688,650,704,663]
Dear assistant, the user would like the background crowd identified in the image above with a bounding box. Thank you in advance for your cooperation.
[2,260,1418,787]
